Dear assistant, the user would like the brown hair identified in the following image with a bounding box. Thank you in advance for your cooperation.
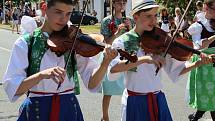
[196,1,203,7]
[113,0,127,3]
[46,0,78,8]
[204,0,215,7]
[160,8,168,16]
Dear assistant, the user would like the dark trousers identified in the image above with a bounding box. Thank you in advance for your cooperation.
[193,110,215,121]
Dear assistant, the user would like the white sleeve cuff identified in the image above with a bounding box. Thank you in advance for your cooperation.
[107,58,122,81]
[3,77,25,102]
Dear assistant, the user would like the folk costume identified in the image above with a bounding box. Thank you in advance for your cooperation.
[107,0,187,121]
[108,27,186,121]
[100,4,134,96]
[187,14,215,120]
[2,28,101,121]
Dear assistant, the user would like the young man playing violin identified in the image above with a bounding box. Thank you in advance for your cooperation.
[100,0,134,121]
[107,0,214,121]
[2,0,117,121]
[187,0,215,120]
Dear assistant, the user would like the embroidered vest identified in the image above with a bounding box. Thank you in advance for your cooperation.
[121,29,141,71]
[23,28,80,95]
[198,21,215,48]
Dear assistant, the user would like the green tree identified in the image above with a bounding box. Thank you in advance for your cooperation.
[156,0,200,17]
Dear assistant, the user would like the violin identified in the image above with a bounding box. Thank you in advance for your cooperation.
[48,25,137,63]
[141,27,215,62]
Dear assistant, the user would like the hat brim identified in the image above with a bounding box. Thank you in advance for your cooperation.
[132,4,159,15]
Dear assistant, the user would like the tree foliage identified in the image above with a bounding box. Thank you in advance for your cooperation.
[156,0,201,17]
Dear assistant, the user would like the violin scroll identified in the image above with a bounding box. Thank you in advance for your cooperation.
[117,49,137,64]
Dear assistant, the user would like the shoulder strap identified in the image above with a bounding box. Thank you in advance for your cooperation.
[23,33,35,77]
[27,35,34,77]
[197,21,206,30]
[23,34,34,97]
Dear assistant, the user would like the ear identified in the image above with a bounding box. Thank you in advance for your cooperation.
[41,4,47,11]
[133,14,138,21]
[203,4,208,12]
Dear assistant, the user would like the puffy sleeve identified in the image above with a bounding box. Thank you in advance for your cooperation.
[20,16,37,35]
[163,55,186,83]
[76,55,101,92]
[107,38,125,81]
[187,22,203,49]
[2,37,29,102]
[100,17,112,38]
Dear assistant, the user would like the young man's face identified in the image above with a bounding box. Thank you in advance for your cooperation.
[134,7,158,31]
[205,2,215,19]
[45,2,73,31]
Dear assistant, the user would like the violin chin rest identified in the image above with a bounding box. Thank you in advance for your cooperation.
[88,34,104,42]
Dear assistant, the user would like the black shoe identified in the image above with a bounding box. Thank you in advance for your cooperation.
[188,113,197,121]
[188,112,205,121]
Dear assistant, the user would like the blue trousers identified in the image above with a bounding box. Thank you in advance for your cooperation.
[126,91,173,121]
[18,93,84,121]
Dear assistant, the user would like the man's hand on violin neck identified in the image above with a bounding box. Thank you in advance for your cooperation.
[198,53,214,65]
[140,55,166,68]
[103,47,118,63]
[151,55,166,68]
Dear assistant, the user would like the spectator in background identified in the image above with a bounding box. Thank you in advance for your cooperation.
[4,7,10,24]
[194,1,205,22]
[187,0,215,120]
[100,0,134,120]
[34,0,46,27]
[11,7,19,34]
[174,7,185,30]
[0,7,3,23]
[169,16,176,31]
[23,2,31,16]
[160,8,170,33]
[91,9,97,16]
[31,7,36,17]
[20,0,46,35]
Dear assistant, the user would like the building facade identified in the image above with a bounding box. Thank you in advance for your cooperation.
[78,0,132,22]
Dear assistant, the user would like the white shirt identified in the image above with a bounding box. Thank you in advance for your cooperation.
[2,37,101,102]
[195,11,206,22]
[174,15,185,30]
[108,37,186,93]
[188,15,215,49]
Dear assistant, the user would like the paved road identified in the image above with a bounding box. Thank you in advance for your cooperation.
[0,29,212,121]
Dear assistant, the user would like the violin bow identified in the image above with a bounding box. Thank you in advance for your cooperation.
[111,0,114,20]
[57,0,89,90]
[155,0,193,75]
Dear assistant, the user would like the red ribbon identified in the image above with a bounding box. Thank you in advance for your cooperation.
[29,88,74,121]
[49,94,60,121]
[127,90,159,121]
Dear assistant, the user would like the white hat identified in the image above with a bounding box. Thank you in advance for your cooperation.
[132,0,159,15]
